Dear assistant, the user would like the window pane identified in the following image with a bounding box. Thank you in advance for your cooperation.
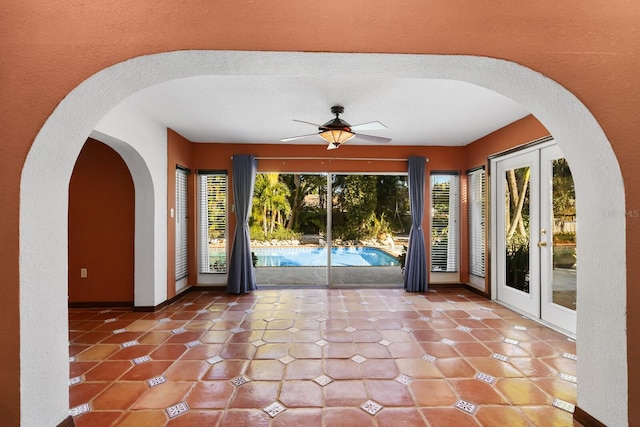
[468,169,486,277]
[430,173,459,272]
[198,172,227,273]
[175,168,188,280]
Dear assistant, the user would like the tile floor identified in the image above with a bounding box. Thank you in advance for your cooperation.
[69,288,580,426]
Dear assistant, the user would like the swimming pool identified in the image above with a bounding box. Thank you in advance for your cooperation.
[254,246,399,267]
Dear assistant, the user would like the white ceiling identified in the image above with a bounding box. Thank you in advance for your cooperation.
[125,74,530,147]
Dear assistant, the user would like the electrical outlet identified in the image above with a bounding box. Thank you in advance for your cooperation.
[80,268,87,278]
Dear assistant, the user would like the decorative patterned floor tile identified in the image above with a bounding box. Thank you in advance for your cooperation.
[279,355,296,364]
[313,375,333,386]
[100,309,111,313]
[455,399,477,414]
[422,354,437,363]
[344,327,357,333]
[121,340,139,348]
[560,373,578,383]
[475,372,496,384]
[440,338,457,346]
[133,355,151,365]
[457,326,472,333]
[112,328,126,335]
[434,307,446,312]
[316,317,327,322]
[514,325,528,331]
[469,315,482,321]
[183,302,194,306]
[315,339,328,347]
[166,401,189,418]
[171,327,187,335]
[273,302,283,306]
[491,353,509,362]
[186,340,202,348]
[361,399,383,415]
[227,302,239,307]
[230,327,244,334]
[158,318,171,323]
[351,355,367,364]
[206,355,224,365]
[378,339,392,347]
[552,398,576,413]
[251,339,266,347]
[401,327,414,333]
[418,316,430,322]
[264,317,276,322]
[210,317,223,323]
[368,317,378,322]
[230,375,251,386]
[480,307,493,311]
[69,376,82,386]
[197,309,209,314]
[504,338,520,345]
[360,301,369,305]
[264,401,287,417]
[395,374,413,385]
[562,352,578,361]
[69,356,76,363]
[288,327,300,333]
[148,375,167,387]
[69,403,90,417]
[104,318,117,323]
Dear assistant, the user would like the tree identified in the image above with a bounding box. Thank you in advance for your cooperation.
[252,173,291,235]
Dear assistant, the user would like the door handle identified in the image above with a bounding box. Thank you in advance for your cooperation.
[537,241,547,248]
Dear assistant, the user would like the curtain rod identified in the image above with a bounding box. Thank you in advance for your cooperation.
[232,156,420,161]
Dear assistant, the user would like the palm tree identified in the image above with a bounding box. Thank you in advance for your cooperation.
[252,173,291,235]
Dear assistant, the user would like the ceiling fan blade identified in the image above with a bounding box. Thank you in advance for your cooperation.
[352,133,392,143]
[280,133,320,142]
[350,121,387,131]
[293,119,323,127]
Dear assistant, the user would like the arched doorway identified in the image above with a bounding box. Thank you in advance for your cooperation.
[19,51,627,426]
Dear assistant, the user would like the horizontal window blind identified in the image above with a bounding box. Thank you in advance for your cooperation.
[198,171,228,274]
[175,168,189,281]
[468,168,486,277]
[430,173,459,272]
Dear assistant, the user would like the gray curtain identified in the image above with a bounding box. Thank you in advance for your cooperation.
[227,155,258,294]
[404,156,428,292]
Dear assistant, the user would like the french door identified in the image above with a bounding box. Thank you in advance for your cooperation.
[493,142,577,334]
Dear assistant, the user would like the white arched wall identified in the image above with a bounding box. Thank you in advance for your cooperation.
[19,51,627,426]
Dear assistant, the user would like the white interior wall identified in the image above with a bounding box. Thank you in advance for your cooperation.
[19,51,627,427]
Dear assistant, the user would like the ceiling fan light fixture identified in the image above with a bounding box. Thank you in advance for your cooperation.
[319,129,355,144]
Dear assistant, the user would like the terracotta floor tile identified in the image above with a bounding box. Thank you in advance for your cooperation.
[520,405,577,426]
[107,345,158,361]
[69,361,98,377]
[411,329,444,342]
[202,360,248,380]
[181,343,223,360]
[165,410,222,426]
[322,407,377,427]
[388,342,425,358]
[219,409,273,427]
[419,341,461,358]
[73,331,113,345]
[252,343,288,359]
[324,380,367,406]
[284,359,324,380]
[220,342,258,359]
[111,410,167,427]
[533,377,578,403]
[164,360,210,380]
[466,357,526,378]
[101,332,144,345]
[421,407,482,426]
[410,379,458,406]
[325,358,363,380]
[375,407,426,427]
[83,360,132,381]
[394,358,443,378]
[119,361,173,381]
[185,381,235,409]
[91,381,147,410]
[353,329,385,342]
[455,341,492,357]
[476,406,532,427]
[69,382,111,408]
[131,381,193,409]
[360,358,399,379]
[365,379,414,406]
[509,357,558,377]
[229,381,280,408]
[245,359,286,380]
[439,329,479,342]
[200,330,232,343]
[150,344,188,360]
[72,411,123,427]
[543,356,578,376]
[76,344,121,361]
[279,380,324,407]
[137,331,171,345]
[450,379,510,404]
[435,357,477,378]
[496,378,550,405]
[270,408,323,427]
[324,342,357,358]
[165,331,204,344]
[518,340,560,357]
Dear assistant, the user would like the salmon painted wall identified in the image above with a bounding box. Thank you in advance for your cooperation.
[68,139,135,304]
[167,130,196,298]
[3,1,640,424]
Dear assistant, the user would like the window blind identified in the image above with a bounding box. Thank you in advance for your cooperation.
[175,168,188,281]
[468,168,486,277]
[430,173,459,272]
[197,171,228,274]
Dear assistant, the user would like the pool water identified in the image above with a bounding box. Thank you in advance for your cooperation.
[254,246,399,267]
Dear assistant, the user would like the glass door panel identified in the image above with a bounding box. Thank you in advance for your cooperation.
[329,174,406,287]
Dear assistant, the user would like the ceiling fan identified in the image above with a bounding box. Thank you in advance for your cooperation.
[280,105,391,150]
